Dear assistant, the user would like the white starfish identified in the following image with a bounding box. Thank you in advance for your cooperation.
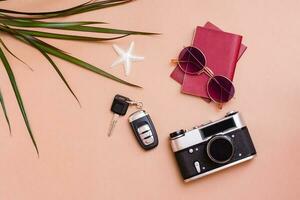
[111,41,144,76]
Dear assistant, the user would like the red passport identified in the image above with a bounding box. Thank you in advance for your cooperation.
[170,22,247,87]
[180,27,242,98]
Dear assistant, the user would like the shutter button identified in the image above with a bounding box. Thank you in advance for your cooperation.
[194,161,201,173]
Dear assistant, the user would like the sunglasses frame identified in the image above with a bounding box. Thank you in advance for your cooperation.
[174,46,235,104]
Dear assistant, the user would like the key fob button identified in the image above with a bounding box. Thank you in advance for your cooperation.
[140,131,152,140]
[143,136,154,145]
[137,124,150,134]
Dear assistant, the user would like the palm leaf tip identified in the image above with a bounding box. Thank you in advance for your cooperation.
[37,49,81,107]
[0,89,11,133]
[0,47,39,155]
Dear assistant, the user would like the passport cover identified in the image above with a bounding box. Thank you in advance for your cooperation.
[180,26,242,98]
[170,22,247,85]
[204,22,247,59]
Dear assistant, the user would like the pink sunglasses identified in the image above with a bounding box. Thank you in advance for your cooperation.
[172,46,235,104]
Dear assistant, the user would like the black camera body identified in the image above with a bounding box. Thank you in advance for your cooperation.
[170,111,256,182]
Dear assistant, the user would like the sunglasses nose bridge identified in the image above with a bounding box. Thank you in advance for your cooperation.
[204,66,214,77]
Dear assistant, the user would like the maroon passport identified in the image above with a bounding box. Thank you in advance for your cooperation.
[170,22,247,87]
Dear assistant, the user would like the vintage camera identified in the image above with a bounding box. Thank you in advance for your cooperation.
[169,111,256,182]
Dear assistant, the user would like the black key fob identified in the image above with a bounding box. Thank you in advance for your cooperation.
[111,94,130,116]
[129,110,159,150]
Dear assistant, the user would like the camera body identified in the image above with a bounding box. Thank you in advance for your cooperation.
[170,111,256,182]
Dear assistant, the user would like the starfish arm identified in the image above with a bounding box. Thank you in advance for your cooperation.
[111,57,124,68]
[124,58,132,76]
[127,41,135,54]
[130,55,144,61]
[113,44,125,56]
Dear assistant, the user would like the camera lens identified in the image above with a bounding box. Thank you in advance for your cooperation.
[207,136,234,164]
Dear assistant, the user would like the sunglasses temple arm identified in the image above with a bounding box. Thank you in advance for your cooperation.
[175,62,185,72]
[171,59,199,67]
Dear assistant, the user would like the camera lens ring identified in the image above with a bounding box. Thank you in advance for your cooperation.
[206,135,234,164]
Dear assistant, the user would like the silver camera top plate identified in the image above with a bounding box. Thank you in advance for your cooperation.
[170,112,246,152]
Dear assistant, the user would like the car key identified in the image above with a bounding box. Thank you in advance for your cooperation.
[108,94,130,137]
[128,110,159,150]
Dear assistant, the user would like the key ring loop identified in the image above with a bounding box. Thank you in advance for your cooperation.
[135,101,143,109]
[127,100,143,109]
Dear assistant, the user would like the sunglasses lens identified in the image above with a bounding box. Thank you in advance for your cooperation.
[178,46,205,74]
[207,76,235,103]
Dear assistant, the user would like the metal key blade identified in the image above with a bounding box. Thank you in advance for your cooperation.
[108,114,119,137]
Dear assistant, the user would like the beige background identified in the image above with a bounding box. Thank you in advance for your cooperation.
[0,0,299,199]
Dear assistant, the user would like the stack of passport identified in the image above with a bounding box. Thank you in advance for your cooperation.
[170,22,247,102]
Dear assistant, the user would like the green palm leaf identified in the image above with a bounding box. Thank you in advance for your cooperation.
[0,18,104,28]
[1,18,157,36]
[49,25,158,35]
[14,29,129,41]
[0,89,11,133]
[0,47,39,155]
